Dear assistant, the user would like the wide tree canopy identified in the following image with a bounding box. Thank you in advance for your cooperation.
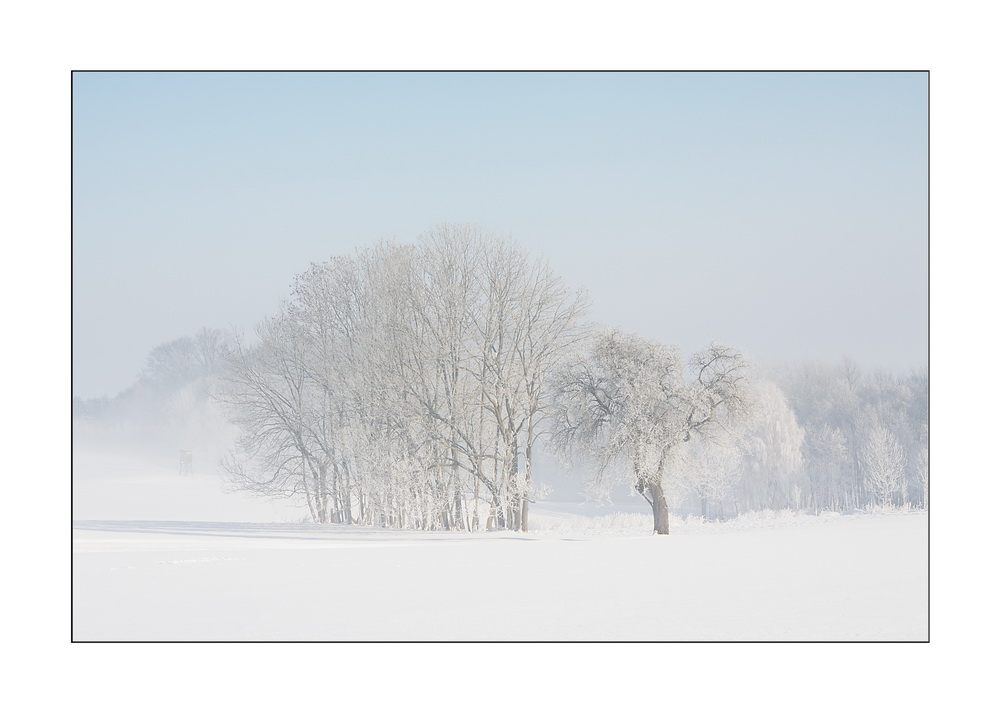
[550,329,752,534]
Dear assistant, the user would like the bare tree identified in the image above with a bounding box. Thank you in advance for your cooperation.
[218,314,340,522]
[470,233,589,530]
[551,330,752,534]
[219,224,587,531]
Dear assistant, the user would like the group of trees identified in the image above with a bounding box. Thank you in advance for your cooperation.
[219,225,589,531]
[74,225,929,534]
[768,359,929,514]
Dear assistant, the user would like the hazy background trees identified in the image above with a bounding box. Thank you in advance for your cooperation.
[773,359,929,513]
[73,327,234,471]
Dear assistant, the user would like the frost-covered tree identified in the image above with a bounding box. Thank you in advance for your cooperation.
[219,224,587,530]
[736,379,806,511]
[916,423,929,509]
[219,313,342,522]
[861,422,906,509]
[675,435,743,520]
[804,424,851,513]
[550,330,752,534]
[470,235,590,529]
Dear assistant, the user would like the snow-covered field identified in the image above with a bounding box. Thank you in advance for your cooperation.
[73,450,928,642]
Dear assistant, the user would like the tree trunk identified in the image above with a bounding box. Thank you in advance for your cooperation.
[452,482,464,531]
[472,473,481,531]
[521,420,533,532]
[342,466,354,524]
[487,495,503,530]
[648,481,670,535]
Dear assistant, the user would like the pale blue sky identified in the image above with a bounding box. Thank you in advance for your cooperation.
[73,71,927,399]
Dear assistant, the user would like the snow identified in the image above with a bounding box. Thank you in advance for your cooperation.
[73,451,927,641]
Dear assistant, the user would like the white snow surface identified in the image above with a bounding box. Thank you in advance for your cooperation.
[73,450,928,641]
